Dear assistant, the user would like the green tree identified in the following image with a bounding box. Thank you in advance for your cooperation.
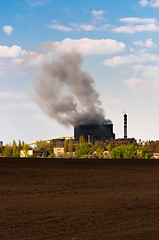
[96,147,104,158]
[12,140,17,157]
[138,145,147,159]
[75,143,80,155]
[35,141,49,151]
[108,142,114,158]
[48,153,55,158]
[3,144,12,157]
[123,145,137,159]
[33,141,55,156]
[145,140,159,153]
[47,142,54,155]
[112,145,125,159]
[0,145,3,156]
[132,139,138,146]
[112,144,145,159]
[18,140,22,150]
[68,138,73,153]
[112,144,138,159]
[95,141,105,150]
[145,152,150,159]
[21,141,25,150]
[12,140,20,157]
[76,142,94,158]
[22,144,29,157]
[64,139,68,154]
[79,135,86,146]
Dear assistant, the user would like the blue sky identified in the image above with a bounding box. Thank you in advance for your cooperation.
[1,0,159,144]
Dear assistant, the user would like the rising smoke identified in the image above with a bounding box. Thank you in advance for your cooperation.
[33,52,111,127]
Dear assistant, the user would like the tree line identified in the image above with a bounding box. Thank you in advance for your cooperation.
[0,140,30,157]
[0,137,158,158]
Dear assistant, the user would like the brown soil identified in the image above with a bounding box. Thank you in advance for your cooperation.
[0,158,159,240]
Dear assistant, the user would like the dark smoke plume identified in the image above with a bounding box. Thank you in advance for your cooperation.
[33,52,111,127]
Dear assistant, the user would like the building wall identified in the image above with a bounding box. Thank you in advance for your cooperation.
[54,147,64,155]
[20,149,48,157]
[74,124,115,142]
[153,153,159,159]
[20,150,33,157]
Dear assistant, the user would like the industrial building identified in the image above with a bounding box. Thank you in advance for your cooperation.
[74,123,115,142]
[74,113,135,145]
[23,113,135,157]
[20,149,48,158]
[26,113,131,148]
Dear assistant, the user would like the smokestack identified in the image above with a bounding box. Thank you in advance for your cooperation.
[124,114,127,139]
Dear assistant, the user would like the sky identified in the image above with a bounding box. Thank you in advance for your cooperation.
[1,0,159,144]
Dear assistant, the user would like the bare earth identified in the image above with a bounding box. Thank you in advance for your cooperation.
[0,158,159,240]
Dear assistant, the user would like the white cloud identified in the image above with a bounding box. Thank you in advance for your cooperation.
[139,0,149,6]
[147,80,159,90]
[0,40,123,77]
[133,40,144,47]
[138,65,159,79]
[0,45,43,79]
[91,10,105,20]
[103,51,159,67]
[125,64,159,91]
[133,38,157,48]
[124,77,143,87]
[108,98,121,105]
[139,0,159,7]
[0,92,27,100]
[0,45,26,58]
[0,39,125,81]
[80,24,95,31]
[20,50,43,66]
[27,0,49,7]
[0,92,35,113]
[49,23,73,32]
[51,38,125,55]
[120,17,156,24]
[113,23,159,34]
[150,0,159,7]
[79,24,109,31]
[113,17,159,34]
[49,20,109,32]
[49,22,96,32]
[145,38,156,47]
[3,25,14,35]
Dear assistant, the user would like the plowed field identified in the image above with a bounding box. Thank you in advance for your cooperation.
[0,158,159,240]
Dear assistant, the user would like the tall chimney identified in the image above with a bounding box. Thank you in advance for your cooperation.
[124,114,127,139]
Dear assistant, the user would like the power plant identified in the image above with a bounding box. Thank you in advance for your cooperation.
[74,123,115,142]
[31,53,134,147]
[74,113,131,143]
[27,113,134,149]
